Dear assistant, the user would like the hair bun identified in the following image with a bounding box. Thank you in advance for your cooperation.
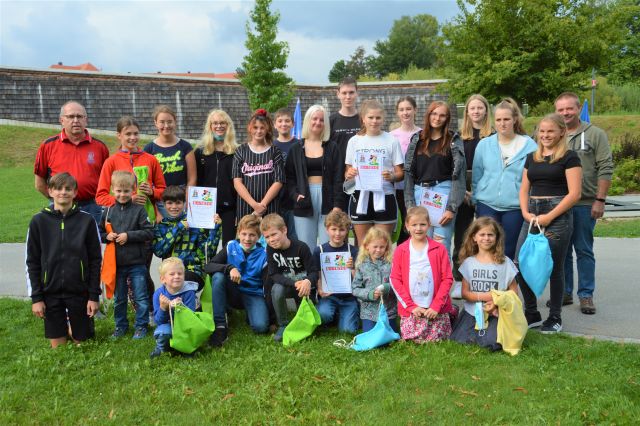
[255,109,267,117]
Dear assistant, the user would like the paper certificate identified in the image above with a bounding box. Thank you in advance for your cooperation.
[355,150,384,192]
[187,186,217,229]
[419,189,449,224]
[320,251,352,294]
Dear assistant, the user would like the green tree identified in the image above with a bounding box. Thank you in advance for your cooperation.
[606,0,640,85]
[327,46,375,82]
[442,0,618,105]
[372,14,441,76]
[240,0,294,111]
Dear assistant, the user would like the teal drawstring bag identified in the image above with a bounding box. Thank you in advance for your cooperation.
[335,297,400,351]
[518,219,553,297]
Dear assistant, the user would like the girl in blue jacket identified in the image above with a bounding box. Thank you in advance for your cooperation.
[471,98,536,260]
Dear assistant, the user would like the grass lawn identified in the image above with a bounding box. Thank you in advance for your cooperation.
[594,217,640,238]
[1,298,638,424]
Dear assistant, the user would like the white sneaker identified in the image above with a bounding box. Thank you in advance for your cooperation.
[451,281,462,299]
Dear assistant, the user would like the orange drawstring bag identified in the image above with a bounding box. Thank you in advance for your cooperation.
[101,218,117,299]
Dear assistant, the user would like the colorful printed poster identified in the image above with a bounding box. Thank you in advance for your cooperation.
[320,251,352,294]
[355,150,384,192]
[419,189,448,225]
[187,186,217,229]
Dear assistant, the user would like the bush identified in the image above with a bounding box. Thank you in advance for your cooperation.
[529,100,554,117]
[614,83,640,112]
[610,158,640,195]
[611,133,640,163]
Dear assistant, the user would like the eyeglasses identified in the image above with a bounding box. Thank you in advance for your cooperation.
[212,121,227,127]
[157,120,174,126]
[63,114,86,120]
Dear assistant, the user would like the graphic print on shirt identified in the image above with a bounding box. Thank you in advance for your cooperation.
[155,151,184,175]
[469,268,499,292]
[241,159,274,177]
[272,252,305,280]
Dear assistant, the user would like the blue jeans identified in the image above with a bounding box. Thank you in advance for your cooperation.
[211,272,269,334]
[564,205,596,298]
[77,199,103,226]
[282,209,298,240]
[414,180,455,254]
[114,264,149,330]
[515,197,573,318]
[317,295,359,334]
[362,317,400,333]
[294,183,328,250]
[476,202,524,261]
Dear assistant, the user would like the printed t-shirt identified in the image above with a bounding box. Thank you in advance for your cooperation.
[458,256,518,315]
[143,139,193,186]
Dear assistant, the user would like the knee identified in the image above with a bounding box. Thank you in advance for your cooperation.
[250,321,269,334]
[212,272,226,286]
[271,283,285,300]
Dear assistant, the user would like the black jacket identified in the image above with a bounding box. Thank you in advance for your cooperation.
[99,201,153,266]
[194,147,237,210]
[284,139,342,217]
[26,204,102,303]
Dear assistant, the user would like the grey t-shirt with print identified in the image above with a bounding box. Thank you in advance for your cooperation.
[458,256,518,315]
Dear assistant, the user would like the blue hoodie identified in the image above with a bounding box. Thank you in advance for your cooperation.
[153,281,198,336]
[471,134,537,211]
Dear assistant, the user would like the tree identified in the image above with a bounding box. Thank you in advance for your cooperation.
[328,46,375,82]
[442,0,618,105]
[240,0,294,111]
[606,0,640,85]
[372,14,441,76]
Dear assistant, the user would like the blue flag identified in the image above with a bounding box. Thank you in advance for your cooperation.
[580,100,590,123]
[292,98,302,139]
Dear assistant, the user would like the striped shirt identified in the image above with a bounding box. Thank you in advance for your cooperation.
[232,143,285,218]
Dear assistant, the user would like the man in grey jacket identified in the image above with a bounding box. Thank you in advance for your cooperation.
[555,92,614,315]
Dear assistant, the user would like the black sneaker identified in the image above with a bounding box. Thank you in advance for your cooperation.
[149,347,165,359]
[273,326,286,342]
[525,311,543,329]
[540,316,563,334]
[209,326,228,347]
[546,293,573,308]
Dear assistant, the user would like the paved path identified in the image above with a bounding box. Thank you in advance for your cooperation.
[2,238,639,342]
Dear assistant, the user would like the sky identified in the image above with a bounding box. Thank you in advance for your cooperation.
[0,0,460,84]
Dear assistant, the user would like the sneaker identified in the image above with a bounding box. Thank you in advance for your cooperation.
[94,310,107,320]
[208,326,228,347]
[580,297,596,315]
[111,327,127,339]
[546,293,573,308]
[132,327,148,339]
[149,347,165,358]
[273,326,286,342]
[540,316,563,334]
[525,311,543,329]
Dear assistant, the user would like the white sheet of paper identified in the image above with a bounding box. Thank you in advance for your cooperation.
[320,251,352,294]
[419,188,448,225]
[355,150,384,192]
[187,186,217,229]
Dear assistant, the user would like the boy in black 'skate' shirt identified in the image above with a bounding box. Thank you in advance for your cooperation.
[261,214,318,342]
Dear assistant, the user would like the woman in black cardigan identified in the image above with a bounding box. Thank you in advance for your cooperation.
[285,104,342,249]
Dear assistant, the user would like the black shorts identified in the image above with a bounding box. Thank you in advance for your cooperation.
[43,295,95,341]
[348,191,398,225]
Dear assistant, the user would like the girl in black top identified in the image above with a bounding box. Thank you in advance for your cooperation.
[453,94,494,287]
[516,113,582,334]
[195,109,239,247]
[285,105,342,250]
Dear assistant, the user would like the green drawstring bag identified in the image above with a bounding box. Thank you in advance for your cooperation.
[283,297,321,347]
[200,274,213,316]
[169,303,214,354]
[391,206,402,243]
[132,165,156,223]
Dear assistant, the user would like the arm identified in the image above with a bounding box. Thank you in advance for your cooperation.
[86,218,103,303]
[285,151,300,203]
[351,267,375,301]
[202,224,222,260]
[153,291,170,326]
[95,161,116,206]
[519,168,533,223]
[536,167,582,227]
[429,247,453,313]
[446,138,467,213]
[301,243,319,286]
[182,290,197,311]
[389,248,418,314]
[233,178,259,209]
[126,208,154,242]
[592,179,611,219]
[471,142,484,204]
[152,221,182,258]
[329,145,343,210]
[403,134,420,208]
[260,149,285,208]
[460,278,493,303]
[26,220,44,303]
[259,182,283,209]
[185,150,197,187]
[34,175,49,198]
[150,159,167,202]
[204,248,233,275]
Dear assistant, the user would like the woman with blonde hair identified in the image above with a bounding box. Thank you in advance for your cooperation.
[194,109,239,246]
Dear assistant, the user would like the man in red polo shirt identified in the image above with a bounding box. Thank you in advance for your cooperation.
[34,101,110,224]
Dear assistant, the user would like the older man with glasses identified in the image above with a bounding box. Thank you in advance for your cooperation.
[34,101,110,224]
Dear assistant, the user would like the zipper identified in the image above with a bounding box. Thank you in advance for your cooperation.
[60,217,65,292]
[80,260,84,281]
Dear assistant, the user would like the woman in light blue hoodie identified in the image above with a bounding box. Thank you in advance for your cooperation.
[471,98,536,260]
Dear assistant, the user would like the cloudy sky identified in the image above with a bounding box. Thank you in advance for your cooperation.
[0,0,459,84]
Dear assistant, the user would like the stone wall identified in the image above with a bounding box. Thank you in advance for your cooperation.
[0,67,452,141]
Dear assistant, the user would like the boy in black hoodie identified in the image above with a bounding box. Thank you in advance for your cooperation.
[99,171,154,339]
[26,173,102,348]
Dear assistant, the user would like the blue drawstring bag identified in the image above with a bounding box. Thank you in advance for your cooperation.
[518,219,553,297]
[350,299,400,351]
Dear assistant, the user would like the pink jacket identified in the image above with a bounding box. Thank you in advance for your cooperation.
[390,238,453,318]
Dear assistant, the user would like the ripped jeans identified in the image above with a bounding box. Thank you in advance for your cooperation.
[515,197,573,318]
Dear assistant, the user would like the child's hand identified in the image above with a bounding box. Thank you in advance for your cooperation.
[411,307,428,318]
[294,279,311,297]
[229,268,241,283]
[159,294,170,311]
[106,232,118,242]
[32,301,46,318]
[170,297,182,307]
[345,166,358,180]
[483,300,495,312]
[87,300,99,317]
[382,169,394,182]
[115,233,128,245]
[181,219,189,229]
[214,214,222,225]
[373,289,381,300]
[439,210,454,226]
[132,193,147,206]
[346,257,354,269]
[138,181,152,196]
[424,308,438,319]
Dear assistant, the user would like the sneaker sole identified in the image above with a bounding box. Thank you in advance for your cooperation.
[540,325,563,334]
[527,320,543,329]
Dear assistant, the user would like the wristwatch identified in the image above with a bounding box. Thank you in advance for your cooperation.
[595,197,606,203]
